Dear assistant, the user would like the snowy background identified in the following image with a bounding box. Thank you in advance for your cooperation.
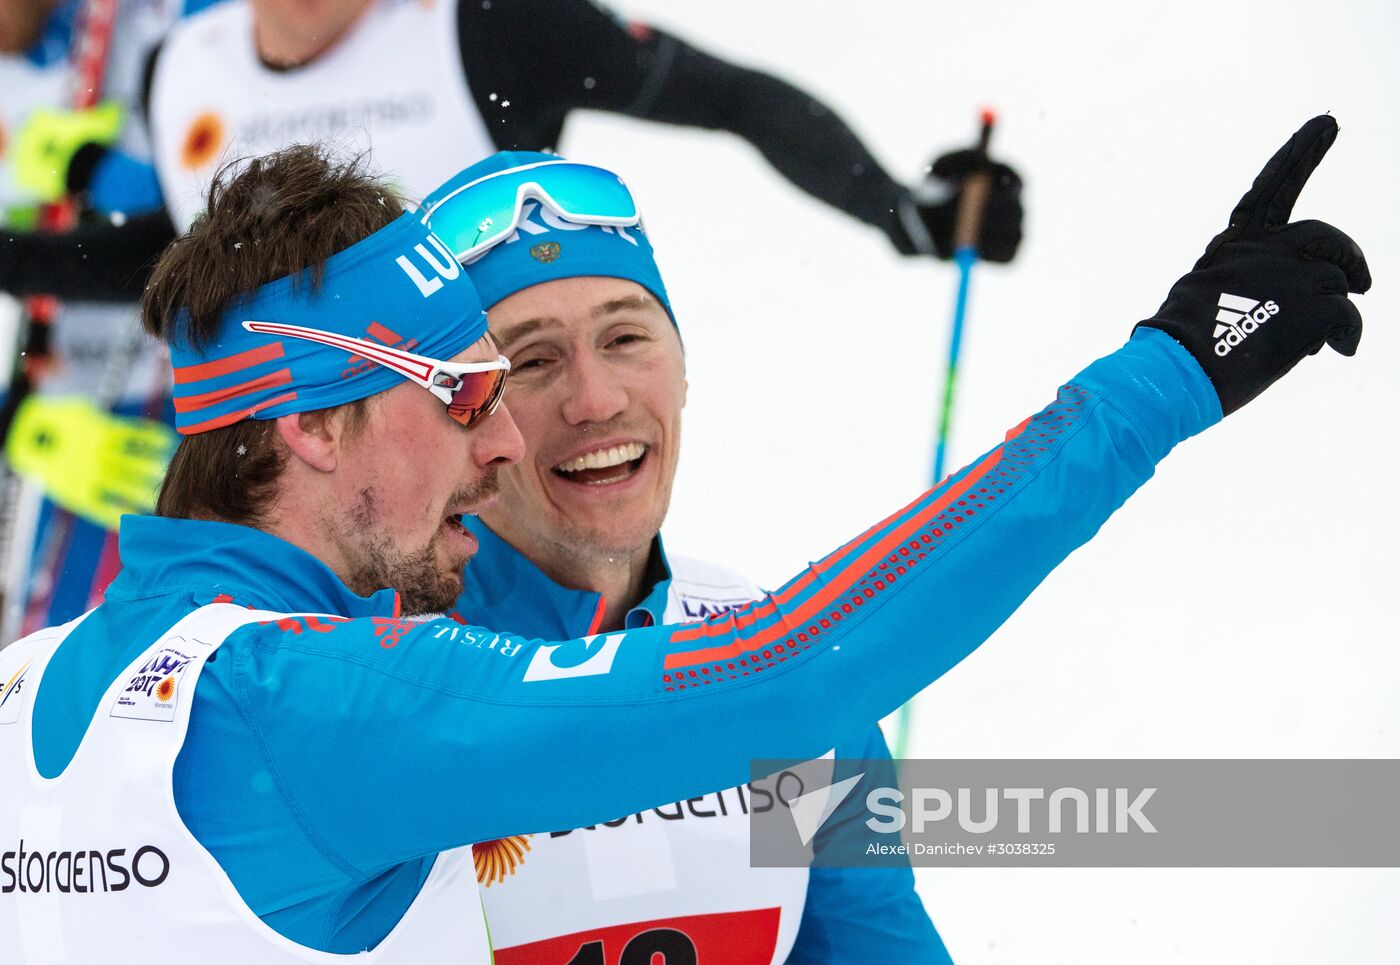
[560,1,1399,962]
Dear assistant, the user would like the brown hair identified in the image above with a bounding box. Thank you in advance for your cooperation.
[142,145,403,524]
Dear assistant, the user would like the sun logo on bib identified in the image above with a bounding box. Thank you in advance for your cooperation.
[181,112,225,170]
[155,676,177,702]
[472,835,533,886]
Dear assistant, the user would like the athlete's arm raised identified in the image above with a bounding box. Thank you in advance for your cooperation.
[226,324,1209,870]
[459,0,915,247]
[217,117,1366,873]
[0,208,175,303]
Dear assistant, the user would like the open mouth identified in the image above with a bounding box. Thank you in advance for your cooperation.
[552,442,649,486]
[444,497,490,538]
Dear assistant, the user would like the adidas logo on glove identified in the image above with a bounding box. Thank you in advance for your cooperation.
[1213,292,1280,356]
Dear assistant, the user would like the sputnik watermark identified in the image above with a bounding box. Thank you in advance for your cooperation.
[749,759,1400,868]
[865,784,1157,835]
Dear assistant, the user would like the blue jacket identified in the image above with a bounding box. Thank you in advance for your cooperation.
[23,329,1220,953]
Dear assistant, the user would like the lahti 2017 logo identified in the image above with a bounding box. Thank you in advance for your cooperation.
[110,643,202,722]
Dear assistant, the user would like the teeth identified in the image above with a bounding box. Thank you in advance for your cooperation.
[555,442,647,473]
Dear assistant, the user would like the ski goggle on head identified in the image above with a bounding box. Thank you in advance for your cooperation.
[241,321,509,428]
[420,158,641,262]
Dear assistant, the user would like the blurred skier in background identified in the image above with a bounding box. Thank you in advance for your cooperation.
[0,0,216,640]
[0,0,1024,302]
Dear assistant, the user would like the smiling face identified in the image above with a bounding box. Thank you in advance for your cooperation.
[478,276,686,579]
[325,333,524,613]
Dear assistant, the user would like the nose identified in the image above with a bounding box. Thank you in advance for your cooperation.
[560,349,627,426]
[470,400,525,468]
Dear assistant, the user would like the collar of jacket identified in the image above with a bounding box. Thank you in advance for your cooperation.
[453,518,672,637]
[107,515,401,618]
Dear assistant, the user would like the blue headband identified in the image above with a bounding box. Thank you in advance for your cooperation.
[426,152,674,322]
[169,212,487,434]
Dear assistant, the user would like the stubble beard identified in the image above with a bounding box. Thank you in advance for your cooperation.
[534,480,673,585]
[562,500,668,567]
[338,470,500,616]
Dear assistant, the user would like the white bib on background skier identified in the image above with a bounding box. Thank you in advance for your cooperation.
[149,0,496,231]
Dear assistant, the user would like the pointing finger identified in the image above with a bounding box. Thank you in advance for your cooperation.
[1227,115,1338,233]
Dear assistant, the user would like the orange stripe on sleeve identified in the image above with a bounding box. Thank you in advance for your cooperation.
[1005,415,1032,440]
[667,452,994,647]
[663,444,1009,668]
[665,490,934,647]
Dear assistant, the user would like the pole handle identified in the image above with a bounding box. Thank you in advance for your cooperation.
[950,108,997,252]
[951,171,993,251]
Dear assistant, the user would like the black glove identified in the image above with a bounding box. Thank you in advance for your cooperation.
[1136,116,1370,417]
[894,149,1024,262]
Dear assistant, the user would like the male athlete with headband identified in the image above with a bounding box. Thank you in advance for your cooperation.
[0,115,1369,961]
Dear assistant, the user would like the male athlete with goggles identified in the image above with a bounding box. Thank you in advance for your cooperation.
[428,154,949,961]
[0,113,1370,963]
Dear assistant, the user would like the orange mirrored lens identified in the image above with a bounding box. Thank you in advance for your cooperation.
[446,368,507,428]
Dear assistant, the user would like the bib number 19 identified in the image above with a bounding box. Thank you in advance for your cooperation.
[498,907,779,964]
[565,928,697,965]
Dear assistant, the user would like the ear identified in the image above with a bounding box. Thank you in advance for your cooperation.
[668,325,688,400]
[275,410,340,473]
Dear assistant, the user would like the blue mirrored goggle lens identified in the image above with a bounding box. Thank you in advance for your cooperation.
[423,162,640,261]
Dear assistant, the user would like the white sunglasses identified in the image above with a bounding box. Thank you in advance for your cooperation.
[241,320,510,428]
